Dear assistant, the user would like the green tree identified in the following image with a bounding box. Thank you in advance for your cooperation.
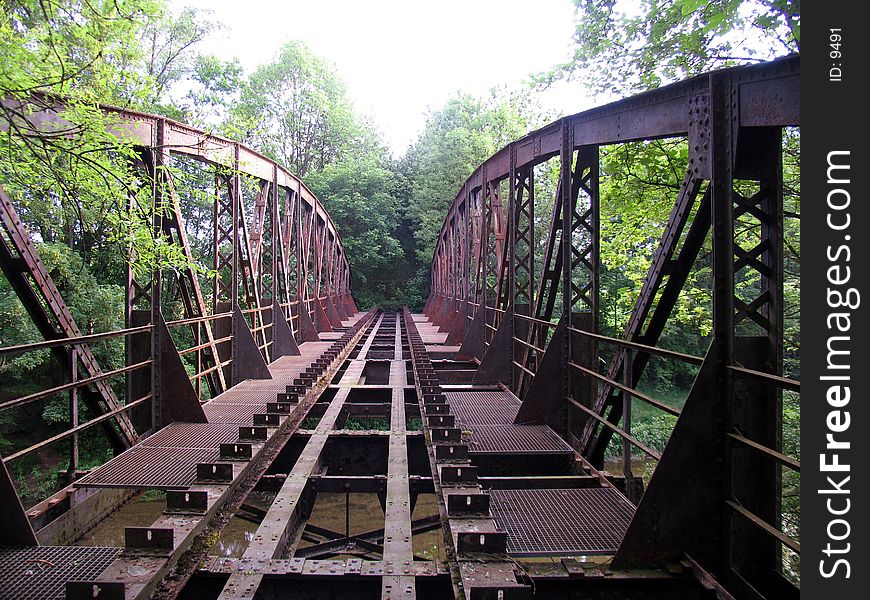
[181,54,245,127]
[536,0,800,95]
[402,90,545,265]
[140,5,222,117]
[0,1,220,283]
[531,0,801,385]
[228,41,367,177]
[306,152,409,309]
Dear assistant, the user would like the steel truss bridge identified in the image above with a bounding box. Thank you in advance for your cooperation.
[0,55,799,600]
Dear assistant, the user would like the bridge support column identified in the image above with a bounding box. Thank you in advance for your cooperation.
[514,312,594,440]
[155,313,208,423]
[613,345,719,571]
[427,294,443,322]
[435,296,454,331]
[324,295,343,327]
[214,304,234,385]
[0,455,37,545]
[346,293,359,315]
[444,301,467,345]
[313,298,333,333]
[439,297,464,336]
[332,294,349,321]
[423,294,435,316]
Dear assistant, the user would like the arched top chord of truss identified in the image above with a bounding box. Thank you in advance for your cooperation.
[2,93,352,293]
[427,54,799,280]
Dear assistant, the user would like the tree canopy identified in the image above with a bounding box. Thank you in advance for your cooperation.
[228,41,368,177]
[536,0,800,94]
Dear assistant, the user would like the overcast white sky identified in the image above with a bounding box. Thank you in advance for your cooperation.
[171,0,588,156]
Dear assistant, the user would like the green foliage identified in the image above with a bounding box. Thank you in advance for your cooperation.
[0,243,124,387]
[1,0,158,105]
[402,90,545,265]
[343,417,389,431]
[182,54,245,127]
[306,153,410,309]
[1,1,219,282]
[0,281,49,375]
[396,89,550,307]
[228,41,368,177]
[140,5,221,114]
[782,390,799,581]
[300,416,321,429]
[536,0,800,95]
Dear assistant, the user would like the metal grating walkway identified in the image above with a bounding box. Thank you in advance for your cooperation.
[140,422,240,448]
[0,546,119,600]
[74,446,219,489]
[203,402,274,424]
[72,339,333,490]
[467,425,573,454]
[208,390,285,404]
[490,488,634,555]
[447,391,520,425]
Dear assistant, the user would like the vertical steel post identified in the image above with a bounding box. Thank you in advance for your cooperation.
[230,144,242,375]
[709,72,735,575]
[295,181,303,334]
[622,348,633,484]
[508,145,517,388]
[68,347,78,475]
[151,120,166,429]
[272,166,280,339]
[213,174,221,310]
[464,188,471,324]
[560,120,574,420]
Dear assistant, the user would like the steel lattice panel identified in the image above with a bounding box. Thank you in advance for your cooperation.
[203,403,269,423]
[0,546,119,599]
[489,488,634,555]
[75,446,219,489]
[140,423,240,448]
[467,425,573,454]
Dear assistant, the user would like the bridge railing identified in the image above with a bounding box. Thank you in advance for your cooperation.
[423,55,801,594]
[0,95,358,512]
[0,325,153,466]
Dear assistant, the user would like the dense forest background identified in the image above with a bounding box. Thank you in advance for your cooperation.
[1,0,799,568]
